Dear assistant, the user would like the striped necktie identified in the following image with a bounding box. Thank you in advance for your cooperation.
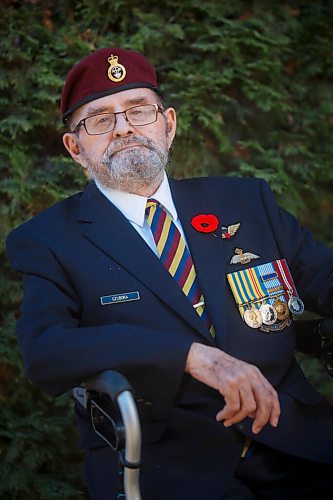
[146,199,214,337]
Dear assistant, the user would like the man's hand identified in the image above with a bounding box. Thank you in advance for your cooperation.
[185,342,280,434]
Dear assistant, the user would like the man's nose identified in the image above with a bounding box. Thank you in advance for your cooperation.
[112,112,134,137]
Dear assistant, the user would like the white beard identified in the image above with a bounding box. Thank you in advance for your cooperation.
[82,134,169,194]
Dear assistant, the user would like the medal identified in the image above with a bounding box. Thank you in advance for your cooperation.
[273,299,290,321]
[244,307,263,329]
[288,296,304,315]
[259,303,277,325]
[273,260,304,317]
[228,258,303,333]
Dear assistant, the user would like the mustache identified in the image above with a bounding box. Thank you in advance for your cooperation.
[105,135,157,158]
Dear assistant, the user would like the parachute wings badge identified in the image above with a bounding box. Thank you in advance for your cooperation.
[230,248,260,265]
[221,222,241,239]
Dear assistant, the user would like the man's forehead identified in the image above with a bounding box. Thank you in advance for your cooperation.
[76,88,159,118]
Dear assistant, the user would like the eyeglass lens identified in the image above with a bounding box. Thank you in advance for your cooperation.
[84,104,159,135]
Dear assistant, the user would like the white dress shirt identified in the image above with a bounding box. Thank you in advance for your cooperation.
[95,172,188,256]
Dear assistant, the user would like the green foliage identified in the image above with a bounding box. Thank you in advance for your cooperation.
[0,312,87,498]
[1,0,332,495]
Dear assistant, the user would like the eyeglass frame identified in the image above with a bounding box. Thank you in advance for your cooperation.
[71,103,165,136]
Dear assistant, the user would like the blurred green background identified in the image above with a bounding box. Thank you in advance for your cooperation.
[1,0,332,497]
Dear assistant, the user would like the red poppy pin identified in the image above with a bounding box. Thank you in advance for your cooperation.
[191,214,241,239]
[191,214,219,233]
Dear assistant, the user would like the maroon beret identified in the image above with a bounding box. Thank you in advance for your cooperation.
[61,47,159,123]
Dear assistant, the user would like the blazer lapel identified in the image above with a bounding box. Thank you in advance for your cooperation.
[78,183,213,342]
[170,178,228,345]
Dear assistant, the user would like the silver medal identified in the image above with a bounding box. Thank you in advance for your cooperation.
[259,303,277,325]
[288,296,304,315]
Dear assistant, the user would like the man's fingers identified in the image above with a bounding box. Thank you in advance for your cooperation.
[216,377,281,434]
[269,390,281,427]
[216,391,241,422]
[185,343,281,432]
[251,386,280,434]
[217,384,257,426]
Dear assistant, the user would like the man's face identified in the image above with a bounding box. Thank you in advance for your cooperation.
[63,88,177,196]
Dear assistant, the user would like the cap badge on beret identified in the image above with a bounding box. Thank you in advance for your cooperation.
[107,54,126,82]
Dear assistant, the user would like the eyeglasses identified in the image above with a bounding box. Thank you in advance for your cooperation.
[73,104,164,135]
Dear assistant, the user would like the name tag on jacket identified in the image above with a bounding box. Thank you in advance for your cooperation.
[100,291,140,306]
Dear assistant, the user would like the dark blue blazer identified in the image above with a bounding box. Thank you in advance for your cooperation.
[6,177,333,498]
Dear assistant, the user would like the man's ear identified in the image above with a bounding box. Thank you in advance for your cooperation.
[164,107,177,148]
[63,133,85,166]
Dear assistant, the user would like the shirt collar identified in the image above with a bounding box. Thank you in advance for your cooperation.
[95,172,178,227]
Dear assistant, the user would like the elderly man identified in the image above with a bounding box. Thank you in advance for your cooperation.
[6,47,333,499]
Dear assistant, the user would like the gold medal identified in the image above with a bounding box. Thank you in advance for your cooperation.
[273,299,290,321]
[244,308,263,329]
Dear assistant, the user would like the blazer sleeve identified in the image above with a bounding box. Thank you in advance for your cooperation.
[6,227,196,415]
